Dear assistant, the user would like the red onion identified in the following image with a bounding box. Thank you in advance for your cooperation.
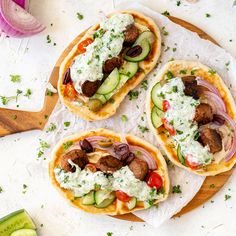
[0,0,45,37]
[196,77,221,97]
[13,0,26,8]
[215,112,236,161]
[129,145,157,170]
[202,91,226,113]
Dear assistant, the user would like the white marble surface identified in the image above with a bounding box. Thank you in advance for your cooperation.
[0,0,236,235]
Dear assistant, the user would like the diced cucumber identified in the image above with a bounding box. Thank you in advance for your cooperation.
[144,200,153,209]
[127,197,137,210]
[91,93,107,104]
[119,61,138,79]
[95,190,116,208]
[124,39,151,62]
[97,68,120,95]
[104,74,129,100]
[177,145,186,165]
[151,106,164,128]
[10,229,37,236]
[134,31,156,46]
[82,191,95,205]
[151,82,163,110]
[0,209,36,236]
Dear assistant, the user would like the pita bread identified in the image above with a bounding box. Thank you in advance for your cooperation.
[58,10,161,121]
[49,128,169,215]
[147,60,236,176]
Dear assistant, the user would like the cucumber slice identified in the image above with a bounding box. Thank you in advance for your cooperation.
[95,190,116,208]
[124,39,151,62]
[10,229,37,236]
[151,82,163,110]
[0,209,36,236]
[119,61,138,79]
[127,197,137,210]
[91,94,107,104]
[104,74,129,100]
[82,191,95,205]
[177,145,186,165]
[144,200,153,209]
[151,106,164,128]
[96,68,120,95]
[134,31,156,45]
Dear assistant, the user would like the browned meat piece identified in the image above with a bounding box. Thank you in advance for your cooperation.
[182,76,206,99]
[103,57,122,74]
[128,157,148,180]
[96,155,123,174]
[60,149,89,172]
[200,128,222,153]
[81,80,101,97]
[194,103,213,124]
[79,139,93,153]
[124,24,139,44]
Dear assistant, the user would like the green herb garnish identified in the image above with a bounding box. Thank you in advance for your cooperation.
[172,185,182,193]
[10,74,21,83]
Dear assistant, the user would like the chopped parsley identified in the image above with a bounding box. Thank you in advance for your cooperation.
[162,11,170,16]
[172,47,177,52]
[141,80,148,90]
[177,0,181,6]
[179,69,187,74]
[46,35,51,43]
[107,233,113,236]
[76,12,84,20]
[208,69,216,75]
[209,183,215,188]
[121,114,128,122]
[176,129,183,135]
[162,26,169,36]
[64,121,71,127]
[225,194,231,201]
[24,89,32,98]
[172,185,182,193]
[12,115,17,120]
[0,186,3,193]
[63,141,73,150]
[191,69,198,75]
[22,184,28,194]
[46,123,57,132]
[172,85,178,92]
[234,0,236,6]
[10,74,21,83]
[205,13,211,18]
[46,89,53,96]
[165,71,174,80]
[138,125,149,133]
[128,90,139,100]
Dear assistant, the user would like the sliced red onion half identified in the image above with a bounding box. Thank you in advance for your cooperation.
[0,0,45,37]
[196,77,221,97]
[129,145,157,170]
[215,112,236,161]
[202,91,226,113]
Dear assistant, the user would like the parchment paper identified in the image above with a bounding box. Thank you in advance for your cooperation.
[37,2,236,228]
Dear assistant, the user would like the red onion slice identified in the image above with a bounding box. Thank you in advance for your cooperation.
[202,91,226,113]
[13,0,26,8]
[129,145,157,170]
[215,112,236,161]
[0,0,45,37]
[196,77,221,97]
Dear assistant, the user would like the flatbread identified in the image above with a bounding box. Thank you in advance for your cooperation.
[58,10,161,121]
[49,128,169,215]
[147,60,236,176]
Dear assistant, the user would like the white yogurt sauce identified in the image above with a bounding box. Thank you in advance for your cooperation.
[54,163,163,201]
[157,77,213,165]
[70,14,134,93]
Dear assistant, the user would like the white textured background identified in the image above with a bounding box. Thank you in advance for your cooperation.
[0,0,236,235]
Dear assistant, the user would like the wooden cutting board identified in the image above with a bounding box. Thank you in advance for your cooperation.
[0,16,234,221]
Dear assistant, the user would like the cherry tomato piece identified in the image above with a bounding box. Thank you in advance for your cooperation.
[116,190,132,202]
[162,118,176,135]
[146,171,163,190]
[64,82,77,98]
[85,163,97,172]
[77,38,93,53]
[186,155,200,169]
[163,100,170,112]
